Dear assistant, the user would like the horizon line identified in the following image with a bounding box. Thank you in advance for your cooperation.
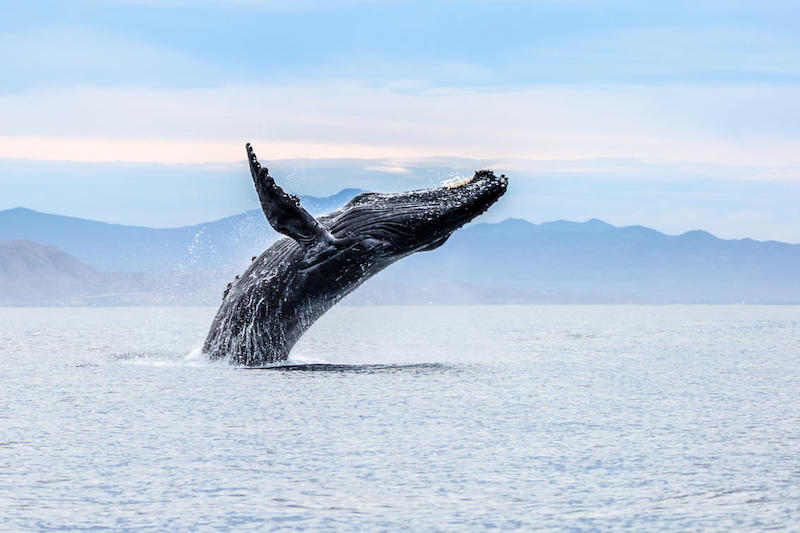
[2,205,797,246]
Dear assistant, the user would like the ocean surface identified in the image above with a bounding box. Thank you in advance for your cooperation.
[1,305,799,531]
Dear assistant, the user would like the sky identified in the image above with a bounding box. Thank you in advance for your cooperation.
[1,0,799,241]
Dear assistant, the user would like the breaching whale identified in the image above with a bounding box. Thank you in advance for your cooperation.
[203,143,508,366]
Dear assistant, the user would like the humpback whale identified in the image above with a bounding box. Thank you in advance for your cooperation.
[203,143,508,366]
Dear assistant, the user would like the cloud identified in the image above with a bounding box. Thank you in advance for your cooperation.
[97,0,368,8]
[519,26,800,83]
[0,27,220,92]
[6,1,799,94]
[0,82,798,170]
[363,166,412,174]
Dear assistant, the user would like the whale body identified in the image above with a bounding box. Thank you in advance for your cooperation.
[203,144,508,365]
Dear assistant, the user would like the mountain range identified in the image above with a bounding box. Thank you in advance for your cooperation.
[0,189,364,274]
[1,190,798,305]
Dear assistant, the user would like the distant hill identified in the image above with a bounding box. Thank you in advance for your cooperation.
[0,190,365,273]
[373,218,800,303]
[1,198,799,304]
[0,240,232,306]
[0,240,108,305]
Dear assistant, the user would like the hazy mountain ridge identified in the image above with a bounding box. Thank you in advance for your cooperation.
[0,240,235,306]
[378,217,800,303]
[0,240,106,305]
[0,190,365,273]
[1,191,799,305]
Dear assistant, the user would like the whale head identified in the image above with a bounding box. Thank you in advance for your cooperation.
[323,170,508,256]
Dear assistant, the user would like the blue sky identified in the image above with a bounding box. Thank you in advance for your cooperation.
[1,0,798,241]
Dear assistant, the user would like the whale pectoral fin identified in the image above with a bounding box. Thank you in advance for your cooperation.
[246,143,333,248]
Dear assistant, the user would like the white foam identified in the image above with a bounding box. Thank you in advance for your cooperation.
[184,344,206,361]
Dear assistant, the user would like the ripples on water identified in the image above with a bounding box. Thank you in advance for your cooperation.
[1,305,799,530]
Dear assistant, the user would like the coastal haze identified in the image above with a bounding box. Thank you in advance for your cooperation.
[2,187,798,305]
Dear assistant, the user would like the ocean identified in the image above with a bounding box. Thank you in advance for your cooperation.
[1,305,798,530]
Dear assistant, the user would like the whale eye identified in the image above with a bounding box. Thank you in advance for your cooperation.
[442,176,474,189]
